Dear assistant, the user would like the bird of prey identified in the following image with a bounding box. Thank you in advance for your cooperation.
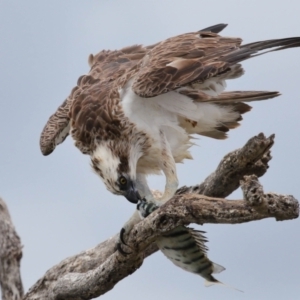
[40,23,300,243]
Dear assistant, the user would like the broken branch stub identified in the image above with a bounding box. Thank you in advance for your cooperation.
[177,133,274,198]
[38,175,299,300]
[1,133,296,300]
[240,174,299,221]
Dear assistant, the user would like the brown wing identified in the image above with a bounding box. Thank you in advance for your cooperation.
[40,98,71,155]
[132,31,242,97]
[132,30,300,98]
[40,45,148,155]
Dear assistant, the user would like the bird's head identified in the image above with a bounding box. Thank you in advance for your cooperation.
[91,143,141,204]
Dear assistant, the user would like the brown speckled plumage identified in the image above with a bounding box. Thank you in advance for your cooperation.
[40,24,300,158]
[39,24,300,285]
[40,23,300,199]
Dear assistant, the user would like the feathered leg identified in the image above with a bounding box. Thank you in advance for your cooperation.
[158,130,179,203]
[118,134,179,253]
[135,173,153,200]
[135,130,179,218]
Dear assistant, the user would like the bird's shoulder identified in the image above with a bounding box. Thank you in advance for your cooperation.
[69,46,151,153]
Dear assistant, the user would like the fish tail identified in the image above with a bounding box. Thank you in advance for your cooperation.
[204,275,243,292]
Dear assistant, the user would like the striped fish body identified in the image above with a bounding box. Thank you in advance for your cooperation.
[156,226,225,285]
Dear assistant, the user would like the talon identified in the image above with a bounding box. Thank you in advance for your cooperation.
[137,198,159,218]
[120,227,127,246]
[117,242,131,256]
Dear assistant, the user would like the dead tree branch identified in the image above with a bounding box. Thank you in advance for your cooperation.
[1,133,298,299]
[0,198,23,300]
[176,132,274,197]
[25,174,298,300]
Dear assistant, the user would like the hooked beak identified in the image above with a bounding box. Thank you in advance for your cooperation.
[124,181,141,204]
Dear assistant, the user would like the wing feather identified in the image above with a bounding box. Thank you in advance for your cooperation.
[177,90,280,140]
[132,31,300,98]
[198,23,228,34]
[40,24,300,153]
[40,98,71,156]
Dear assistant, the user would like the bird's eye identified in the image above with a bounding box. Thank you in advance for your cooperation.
[119,176,127,186]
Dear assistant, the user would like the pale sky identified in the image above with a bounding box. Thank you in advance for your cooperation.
[1,1,300,299]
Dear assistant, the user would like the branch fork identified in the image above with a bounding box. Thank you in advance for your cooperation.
[1,133,298,300]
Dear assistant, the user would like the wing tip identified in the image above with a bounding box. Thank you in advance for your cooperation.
[40,148,54,156]
[199,23,228,34]
[40,136,55,156]
[39,99,71,157]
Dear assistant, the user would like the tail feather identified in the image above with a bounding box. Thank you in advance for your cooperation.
[180,89,280,104]
[178,90,279,140]
[214,90,280,103]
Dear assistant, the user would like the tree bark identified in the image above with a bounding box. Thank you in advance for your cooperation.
[0,133,298,300]
[0,198,24,300]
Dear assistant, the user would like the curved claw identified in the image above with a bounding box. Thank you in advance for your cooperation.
[117,227,132,256]
[120,227,128,246]
[117,242,131,256]
[117,210,141,256]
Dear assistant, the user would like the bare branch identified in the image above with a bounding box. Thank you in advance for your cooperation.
[25,175,298,300]
[176,132,274,197]
[0,133,292,299]
[22,133,298,300]
[0,198,23,300]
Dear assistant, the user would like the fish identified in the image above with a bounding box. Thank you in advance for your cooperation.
[156,225,241,291]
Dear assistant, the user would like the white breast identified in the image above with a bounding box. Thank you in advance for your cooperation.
[119,77,238,174]
[120,81,192,170]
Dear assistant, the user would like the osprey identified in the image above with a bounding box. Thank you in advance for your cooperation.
[40,23,300,240]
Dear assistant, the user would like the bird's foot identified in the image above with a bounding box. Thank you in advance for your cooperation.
[117,227,132,256]
[117,197,160,256]
[117,228,131,256]
[137,198,159,218]
[117,209,142,256]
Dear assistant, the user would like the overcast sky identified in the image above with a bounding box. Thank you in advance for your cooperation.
[1,1,300,299]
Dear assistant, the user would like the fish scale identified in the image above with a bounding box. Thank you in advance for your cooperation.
[156,226,225,285]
